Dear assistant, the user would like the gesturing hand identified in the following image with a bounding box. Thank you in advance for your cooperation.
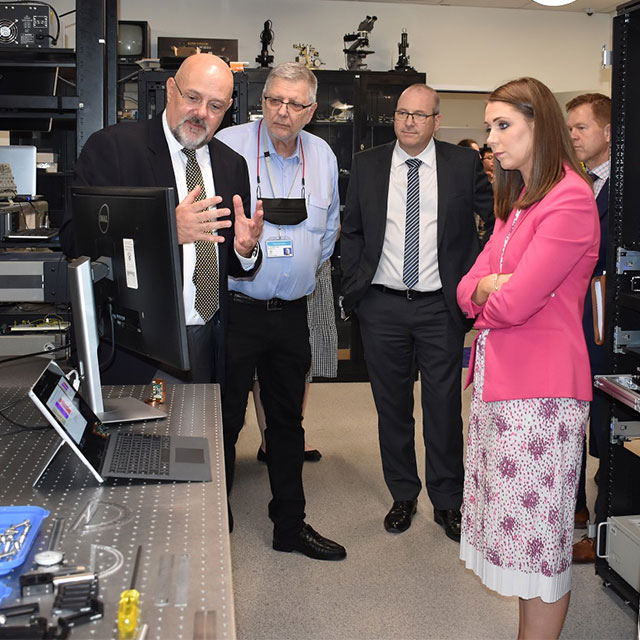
[175,186,232,245]
[233,195,264,258]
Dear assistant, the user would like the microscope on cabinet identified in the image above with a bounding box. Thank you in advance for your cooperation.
[393,29,416,72]
[343,15,377,71]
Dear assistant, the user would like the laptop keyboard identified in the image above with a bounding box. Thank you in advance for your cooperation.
[109,432,171,476]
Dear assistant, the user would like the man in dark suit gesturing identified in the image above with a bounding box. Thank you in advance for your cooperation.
[60,54,263,386]
[341,84,493,541]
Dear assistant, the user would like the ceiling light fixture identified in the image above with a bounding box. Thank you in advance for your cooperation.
[532,0,577,6]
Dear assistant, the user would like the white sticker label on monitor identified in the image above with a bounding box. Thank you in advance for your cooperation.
[123,238,139,289]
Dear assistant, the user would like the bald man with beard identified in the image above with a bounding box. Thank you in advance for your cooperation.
[60,54,263,386]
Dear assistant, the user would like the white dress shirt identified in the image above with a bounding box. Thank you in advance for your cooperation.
[373,138,442,291]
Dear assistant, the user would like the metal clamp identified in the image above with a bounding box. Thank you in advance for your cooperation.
[611,418,640,443]
[613,327,640,353]
[617,248,640,274]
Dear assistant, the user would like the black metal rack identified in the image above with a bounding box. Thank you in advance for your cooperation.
[596,0,640,611]
[0,1,118,234]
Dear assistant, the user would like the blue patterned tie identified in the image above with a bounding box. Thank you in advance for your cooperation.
[403,158,422,289]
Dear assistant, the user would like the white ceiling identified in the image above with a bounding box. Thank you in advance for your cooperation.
[335,0,620,15]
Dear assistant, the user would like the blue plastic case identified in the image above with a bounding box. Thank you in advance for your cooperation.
[0,505,50,576]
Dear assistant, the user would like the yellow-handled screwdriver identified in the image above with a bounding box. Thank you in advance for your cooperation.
[118,545,142,640]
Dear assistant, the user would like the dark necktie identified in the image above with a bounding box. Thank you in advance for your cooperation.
[182,148,219,321]
[403,158,422,289]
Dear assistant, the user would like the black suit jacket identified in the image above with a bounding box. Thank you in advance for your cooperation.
[583,177,608,372]
[59,115,261,382]
[341,139,494,329]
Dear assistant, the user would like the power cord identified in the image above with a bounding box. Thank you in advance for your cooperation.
[0,344,70,365]
[0,396,48,433]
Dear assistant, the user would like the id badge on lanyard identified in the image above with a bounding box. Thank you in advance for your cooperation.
[266,225,293,258]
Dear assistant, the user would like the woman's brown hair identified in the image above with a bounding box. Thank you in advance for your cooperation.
[489,77,588,221]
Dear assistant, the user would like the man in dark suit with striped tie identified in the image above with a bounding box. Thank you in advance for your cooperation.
[566,93,611,563]
[341,84,494,541]
[60,54,264,386]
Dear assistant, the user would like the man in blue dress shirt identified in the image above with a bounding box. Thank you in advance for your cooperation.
[216,63,344,561]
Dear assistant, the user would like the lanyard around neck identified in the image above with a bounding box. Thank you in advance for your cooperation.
[256,118,306,199]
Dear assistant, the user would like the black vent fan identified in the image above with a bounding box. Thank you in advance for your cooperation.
[0,19,18,45]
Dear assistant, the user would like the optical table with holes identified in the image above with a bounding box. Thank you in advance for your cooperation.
[0,382,234,640]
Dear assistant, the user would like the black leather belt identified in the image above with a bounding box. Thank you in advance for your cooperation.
[372,284,443,301]
[229,290,305,311]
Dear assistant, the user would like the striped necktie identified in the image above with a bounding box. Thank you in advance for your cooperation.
[182,148,219,321]
[403,158,422,289]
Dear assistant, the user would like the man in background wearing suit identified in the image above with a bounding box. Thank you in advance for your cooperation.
[59,54,263,386]
[341,84,493,541]
[566,93,611,563]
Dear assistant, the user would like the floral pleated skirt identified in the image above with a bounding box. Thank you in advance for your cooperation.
[460,330,589,603]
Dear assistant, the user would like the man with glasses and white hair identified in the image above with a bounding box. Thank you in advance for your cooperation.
[341,84,493,542]
[60,53,263,388]
[216,62,344,560]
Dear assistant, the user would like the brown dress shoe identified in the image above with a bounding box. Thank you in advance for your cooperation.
[574,506,589,529]
[572,535,595,563]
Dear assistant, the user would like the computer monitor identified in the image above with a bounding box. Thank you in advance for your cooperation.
[117,21,150,63]
[70,186,189,423]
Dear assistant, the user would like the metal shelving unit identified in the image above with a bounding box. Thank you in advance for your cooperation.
[595,0,640,611]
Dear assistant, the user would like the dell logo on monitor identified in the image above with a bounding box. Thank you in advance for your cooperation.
[98,203,110,234]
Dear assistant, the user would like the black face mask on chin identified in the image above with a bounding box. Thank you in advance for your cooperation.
[261,198,308,226]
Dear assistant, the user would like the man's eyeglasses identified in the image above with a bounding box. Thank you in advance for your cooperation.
[393,110,438,123]
[263,95,313,113]
[173,78,225,116]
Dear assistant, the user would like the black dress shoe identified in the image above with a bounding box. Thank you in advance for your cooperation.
[228,503,234,533]
[273,523,346,561]
[384,500,417,533]
[434,508,461,542]
[304,448,322,462]
[257,447,323,463]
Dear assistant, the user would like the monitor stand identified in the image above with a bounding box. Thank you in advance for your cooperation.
[68,256,166,424]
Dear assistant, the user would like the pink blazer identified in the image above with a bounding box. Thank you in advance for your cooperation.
[457,167,600,402]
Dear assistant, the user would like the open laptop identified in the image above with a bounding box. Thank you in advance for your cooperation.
[29,360,212,483]
[0,146,38,199]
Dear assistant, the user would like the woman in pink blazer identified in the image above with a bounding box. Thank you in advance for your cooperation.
[456,78,599,639]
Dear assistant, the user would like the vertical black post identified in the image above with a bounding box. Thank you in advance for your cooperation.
[104,0,118,126]
[76,0,105,154]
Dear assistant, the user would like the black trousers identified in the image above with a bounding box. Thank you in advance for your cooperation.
[100,313,224,385]
[222,296,310,536]
[358,287,465,509]
[575,388,609,512]
[154,313,225,385]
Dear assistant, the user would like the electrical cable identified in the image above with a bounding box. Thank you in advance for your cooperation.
[0,343,69,365]
[0,397,26,413]
[0,397,48,432]
[0,408,48,432]
[57,75,76,89]
[98,301,116,373]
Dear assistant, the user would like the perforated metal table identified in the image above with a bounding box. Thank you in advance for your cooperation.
[0,382,234,640]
